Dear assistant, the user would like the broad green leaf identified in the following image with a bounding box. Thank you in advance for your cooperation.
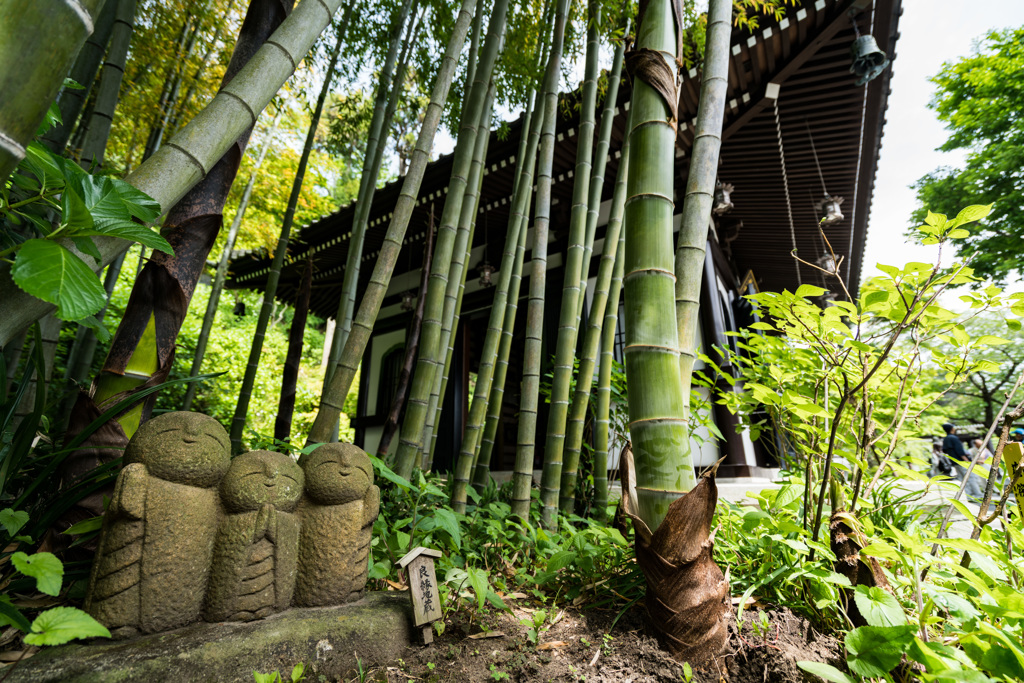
[845,625,915,678]
[11,551,63,596]
[62,516,103,535]
[795,284,826,299]
[60,183,93,232]
[71,236,102,263]
[860,541,901,561]
[83,222,173,255]
[368,456,412,492]
[853,586,906,627]
[11,240,106,321]
[110,178,162,223]
[466,567,488,610]
[68,175,129,229]
[796,661,856,683]
[0,508,29,537]
[433,508,461,549]
[546,550,576,572]
[924,210,947,227]
[974,335,1009,346]
[954,204,992,224]
[946,228,970,238]
[21,142,64,190]
[24,606,110,646]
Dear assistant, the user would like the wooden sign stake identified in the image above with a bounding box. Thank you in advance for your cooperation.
[398,547,443,644]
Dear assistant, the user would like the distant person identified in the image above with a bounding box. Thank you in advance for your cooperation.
[942,423,983,500]
[1011,427,1024,443]
[929,440,953,479]
[970,438,997,484]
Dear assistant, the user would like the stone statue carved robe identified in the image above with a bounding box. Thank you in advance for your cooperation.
[85,413,231,636]
[205,451,303,622]
[294,443,380,607]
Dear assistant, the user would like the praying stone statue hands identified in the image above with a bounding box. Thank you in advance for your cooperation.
[84,412,380,638]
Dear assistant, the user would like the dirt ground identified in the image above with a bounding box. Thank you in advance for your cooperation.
[365,600,843,683]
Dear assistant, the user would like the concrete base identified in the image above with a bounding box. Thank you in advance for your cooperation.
[7,592,413,683]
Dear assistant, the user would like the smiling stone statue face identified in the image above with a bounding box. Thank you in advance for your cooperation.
[219,451,304,513]
[125,412,231,488]
[299,443,373,506]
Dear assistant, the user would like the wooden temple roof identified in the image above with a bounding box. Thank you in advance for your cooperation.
[228,0,902,317]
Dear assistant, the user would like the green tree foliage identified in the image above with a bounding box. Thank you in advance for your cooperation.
[912,27,1024,283]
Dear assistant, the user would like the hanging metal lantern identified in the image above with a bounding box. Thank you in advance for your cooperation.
[712,181,734,215]
[817,252,837,274]
[400,290,416,312]
[849,34,889,86]
[477,260,496,287]
[816,194,845,226]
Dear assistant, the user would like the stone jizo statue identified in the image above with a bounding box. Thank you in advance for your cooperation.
[85,412,381,637]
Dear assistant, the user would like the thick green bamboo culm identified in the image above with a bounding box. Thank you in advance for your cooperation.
[471,91,544,490]
[622,0,691,531]
[230,22,349,453]
[43,0,117,153]
[575,24,627,326]
[538,0,601,528]
[675,0,731,417]
[559,126,630,513]
[422,85,495,469]
[391,0,509,479]
[510,0,571,520]
[182,110,284,412]
[305,0,477,445]
[0,0,352,348]
[79,0,137,168]
[451,89,540,510]
[592,225,625,520]
[0,0,107,184]
[325,0,416,381]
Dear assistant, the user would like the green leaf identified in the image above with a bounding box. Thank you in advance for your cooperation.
[368,456,412,492]
[466,567,489,610]
[795,284,826,299]
[68,175,129,229]
[62,516,103,535]
[796,661,856,683]
[60,183,93,232]
[974,335,1010,346]
[954,204,992,224]
[853,586,906,627]
[0,509,30,537]
[546,550,576,573]
[71,236,102,263]
[11,552,64,596]
[946,228,970,238]
[110,178,162,223]
[24,607,110,646]
[21,142,64,190]
[845,625,915,678]
[925,210,947,227]
[83,222,173,255]
[432,508,461,549]
[11,240,106,321]
[0,598,32,632]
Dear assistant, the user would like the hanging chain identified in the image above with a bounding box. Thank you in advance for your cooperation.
[805,118,828,196]
[774,98,801,285]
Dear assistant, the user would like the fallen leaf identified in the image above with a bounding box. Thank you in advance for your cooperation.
[385,580,406,591]
[537,641,568,650]
[467,631,505,640]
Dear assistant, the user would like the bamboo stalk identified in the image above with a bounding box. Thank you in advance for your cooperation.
[592,223,624,519]
[0,0,350,348]
[510,0,571,520]
[325,0,416,383]
[79,0,137,168]
[575,25,627,326]
[421,85,495,471]
[275,254,313,441]
[182,108,284,412]
[230,20,349,452]
[391,0,509,479]
[538,0,601,528]
[305,0,478,445]
[622,0,689,530]
[559,122,629,513]
[675,0,731,429]
[0,0,107,183]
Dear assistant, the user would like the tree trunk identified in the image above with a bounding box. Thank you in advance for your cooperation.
[275,255,313,442]
[182,108,283,412]
[619,0,732,665]
[230,18,350,452]
[592,223,625,520]
[323,0,417,383]
[0,0,107,184]
[560,118,629,513]
[538,0,601,528]
[510,0,570,520]
[78,0,137,168]
[377,211,435,459]
[391,0,509,479]
[305,0,477,446]
[43,0,117,153]
[0,0,345,351]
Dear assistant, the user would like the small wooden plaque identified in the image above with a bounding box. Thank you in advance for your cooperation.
[398,547,443,627]
[1003,443,1023,520]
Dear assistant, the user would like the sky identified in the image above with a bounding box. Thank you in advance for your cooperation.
[860,0,1024,283]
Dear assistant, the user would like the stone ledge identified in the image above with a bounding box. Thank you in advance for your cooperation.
[7,592,413,683]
